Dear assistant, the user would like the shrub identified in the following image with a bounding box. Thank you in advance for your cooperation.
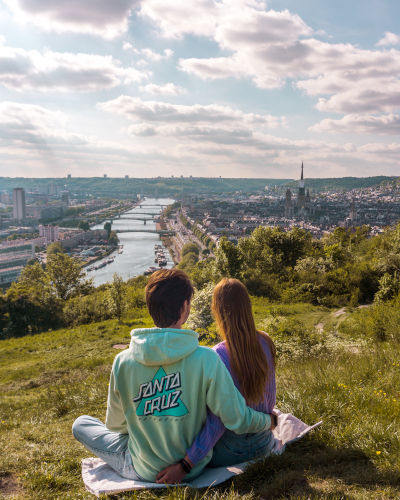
[186,283,214,331]
[260,316,366,362]
[64,291,112,326]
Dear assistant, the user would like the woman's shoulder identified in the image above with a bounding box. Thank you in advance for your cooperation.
[257,331,275,354]
[213,340,227,354]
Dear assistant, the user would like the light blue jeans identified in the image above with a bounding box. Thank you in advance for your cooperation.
[72,415,144,481]
[209,428,274,467]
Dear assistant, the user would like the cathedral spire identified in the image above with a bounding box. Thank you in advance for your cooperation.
[301,161,304,180]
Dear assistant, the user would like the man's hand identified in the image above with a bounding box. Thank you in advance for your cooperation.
[156,463,186,484]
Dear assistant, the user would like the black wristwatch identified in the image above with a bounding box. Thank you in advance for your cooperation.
[269,413,278,429]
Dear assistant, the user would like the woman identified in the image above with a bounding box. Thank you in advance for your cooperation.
[187,278,276,467]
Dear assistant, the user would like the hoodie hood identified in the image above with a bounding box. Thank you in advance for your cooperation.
[129,327,199,366]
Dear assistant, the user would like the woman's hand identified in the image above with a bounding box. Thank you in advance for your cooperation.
[156,463,186,484]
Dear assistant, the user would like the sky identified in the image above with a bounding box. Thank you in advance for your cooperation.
[0,0,400,180]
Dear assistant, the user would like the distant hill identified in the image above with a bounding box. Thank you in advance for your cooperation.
[0,177,290,196]
[284,176,397,192]
[0,175,396,196]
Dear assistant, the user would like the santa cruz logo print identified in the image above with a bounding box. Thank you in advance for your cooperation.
[133,367,189,417]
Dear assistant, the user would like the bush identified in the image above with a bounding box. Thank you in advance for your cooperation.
[182,243,199,257]
[64,291,112,326]
[260,316,366,362]
[186,283,214,331]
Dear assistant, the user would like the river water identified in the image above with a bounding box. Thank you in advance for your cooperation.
[89,198,175,286]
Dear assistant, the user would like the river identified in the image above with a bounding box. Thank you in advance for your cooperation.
[89,197,175,286]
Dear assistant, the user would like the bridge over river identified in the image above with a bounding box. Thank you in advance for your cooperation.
[115,229,175,236]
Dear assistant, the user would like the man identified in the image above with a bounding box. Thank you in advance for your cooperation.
[72,269,275,484]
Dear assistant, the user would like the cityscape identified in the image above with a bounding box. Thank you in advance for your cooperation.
[1,166,399,289]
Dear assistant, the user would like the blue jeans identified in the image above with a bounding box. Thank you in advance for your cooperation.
[209,428,274,467]
[72,415,144,481]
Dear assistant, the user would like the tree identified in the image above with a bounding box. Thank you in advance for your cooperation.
[78,220,90,231]
[104,221,112,238]
[2,262,63,337]
[109,231,119,246]
[182,243,199,257]
[46,253,94,300]
[35,245,41,253]
[107,273,127,323]
[47,241,64,257]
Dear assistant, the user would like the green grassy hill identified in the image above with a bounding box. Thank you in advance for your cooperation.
[1,302,399,499]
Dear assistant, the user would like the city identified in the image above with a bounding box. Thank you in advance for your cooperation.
[1,167,399,289]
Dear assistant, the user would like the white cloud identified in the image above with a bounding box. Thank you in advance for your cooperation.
[97,96,284,126]
[123,42,133,51]
[310,114,400,135]
[376,32,400,47]
[142,1,400,114]
[0,39,149,92]
[4,0,140,38]
[139,83,187,96]
[127,47,173,61]
[140,0,221,38]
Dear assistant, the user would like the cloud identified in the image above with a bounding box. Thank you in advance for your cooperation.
[376,32,400,47]
[0,39,149,92]
[310,114,400,135]
[139,83,187,96]
[124,45,174,61]
[142,1,400,114]
[140,0,221,38]
[4,0,140,38]
[97,96,284,126]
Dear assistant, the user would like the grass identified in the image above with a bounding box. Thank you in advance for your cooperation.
[1,305,399,499]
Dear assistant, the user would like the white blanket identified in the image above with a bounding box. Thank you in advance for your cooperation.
[82,410,322,497]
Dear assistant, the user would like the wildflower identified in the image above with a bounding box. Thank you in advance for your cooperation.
[376,451,381,455]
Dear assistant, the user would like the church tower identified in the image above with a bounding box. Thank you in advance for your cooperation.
[297,161,306,208]
[285,189,294,217]
[349,197,357,221]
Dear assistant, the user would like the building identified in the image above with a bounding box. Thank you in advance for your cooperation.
[1,193,10,204]
[61,192,70,206]
[2,237,47,248]
[39,225,60,242]
[349,198,357,221]
[67,174,71,179]
[297,162,306,209]
[285,189,294,217]
[0,242,35,286]
[12,188,26,220]
[33,205,65,220]
[125,175,129,179]
[104,174,107,178]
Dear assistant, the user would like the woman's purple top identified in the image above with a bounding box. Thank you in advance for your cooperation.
[187,333,276,465]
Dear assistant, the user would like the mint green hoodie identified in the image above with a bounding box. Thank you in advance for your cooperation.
[106,327,271,482]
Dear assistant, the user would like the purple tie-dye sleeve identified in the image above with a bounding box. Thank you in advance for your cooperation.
[186,407,226,465]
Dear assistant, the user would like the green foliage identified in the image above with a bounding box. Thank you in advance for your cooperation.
[106,273,127,323]
[46,253,94,301]
[64,206,85,217]
[340,298,400,342]
[181,242,199,257]
[177,252,199,272]
[186,283,214,331]
[77,220,90,231]
[109,230,119,246]
[47,241,64,256]
[34,245,41,252]
[0,263,63,338]
[375,272,400,302]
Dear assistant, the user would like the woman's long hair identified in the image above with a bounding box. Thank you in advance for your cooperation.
[212,278,276,405]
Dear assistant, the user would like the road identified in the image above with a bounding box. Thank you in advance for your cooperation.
[168,216,213,260]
